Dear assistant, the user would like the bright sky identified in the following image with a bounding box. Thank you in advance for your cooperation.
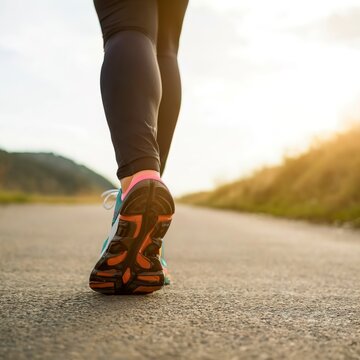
[1,0,360,195]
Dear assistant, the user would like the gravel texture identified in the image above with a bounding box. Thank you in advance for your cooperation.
[0,204,359,360]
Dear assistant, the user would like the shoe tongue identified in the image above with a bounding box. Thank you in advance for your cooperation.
[111,189,123,225]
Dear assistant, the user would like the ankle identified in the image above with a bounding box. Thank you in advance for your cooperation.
[120,170,160,194]
[120,176,132,194]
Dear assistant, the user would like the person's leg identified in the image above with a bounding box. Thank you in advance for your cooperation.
[90,0,176,295]
[94,0,161,193]
[156,0,189,175]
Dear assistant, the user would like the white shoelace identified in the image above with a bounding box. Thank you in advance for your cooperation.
[101,189,120,210]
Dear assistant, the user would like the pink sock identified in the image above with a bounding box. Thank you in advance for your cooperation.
[121,173,163,201]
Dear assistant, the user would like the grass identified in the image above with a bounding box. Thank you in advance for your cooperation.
[179,125,360,228]
[0,191,100,205]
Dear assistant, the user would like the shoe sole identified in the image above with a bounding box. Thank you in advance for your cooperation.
[89,179,175,295]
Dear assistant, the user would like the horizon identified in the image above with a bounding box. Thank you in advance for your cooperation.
[1,0,360,196]
[0,123,358,195]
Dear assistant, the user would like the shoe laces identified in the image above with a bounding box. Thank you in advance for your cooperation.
[101,189,120,210]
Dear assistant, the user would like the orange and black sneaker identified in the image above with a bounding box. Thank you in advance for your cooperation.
[89,178,175,295]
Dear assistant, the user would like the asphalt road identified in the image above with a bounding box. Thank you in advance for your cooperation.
[1,204,360,360]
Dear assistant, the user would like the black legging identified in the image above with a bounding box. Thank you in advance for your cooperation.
[93,0,188,179]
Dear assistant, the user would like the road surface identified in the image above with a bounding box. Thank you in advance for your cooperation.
[1,204,360,359]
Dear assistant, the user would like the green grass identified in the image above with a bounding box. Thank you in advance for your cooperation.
[0,191,100,205]
[0,192,31,204]
[179,125,360,228]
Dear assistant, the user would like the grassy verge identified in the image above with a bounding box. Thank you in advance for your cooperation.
[178,125,360,228]
[0,192,100,205]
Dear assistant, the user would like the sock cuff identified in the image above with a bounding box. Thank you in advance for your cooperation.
[121,173,162,201]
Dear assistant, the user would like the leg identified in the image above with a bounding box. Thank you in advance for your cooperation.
[156,0,189,175]
[90,0,176,295]
[94,0,161,191]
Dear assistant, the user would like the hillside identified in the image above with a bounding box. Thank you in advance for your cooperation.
[179,125,360,227]
[0,150,115,197]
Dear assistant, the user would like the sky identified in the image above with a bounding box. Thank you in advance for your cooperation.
[1,0,360,196]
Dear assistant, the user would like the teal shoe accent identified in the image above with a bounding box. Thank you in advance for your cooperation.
[111,188,123,225]
[101,238,109,254]
[160,256,167,267]
[161,244,171,285]
[99,188,123,255]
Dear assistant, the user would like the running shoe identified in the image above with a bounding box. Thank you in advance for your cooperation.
[98,187,173,285]
[89,178,175,294]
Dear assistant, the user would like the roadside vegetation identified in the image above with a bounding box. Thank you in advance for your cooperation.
[0,192,100,204]
[179,125,360,228]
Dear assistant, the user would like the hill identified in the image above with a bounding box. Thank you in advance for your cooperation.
[0,150,115,197]
[179,125,360,227]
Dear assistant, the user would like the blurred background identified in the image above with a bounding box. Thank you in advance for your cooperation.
[1,0,359,225]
